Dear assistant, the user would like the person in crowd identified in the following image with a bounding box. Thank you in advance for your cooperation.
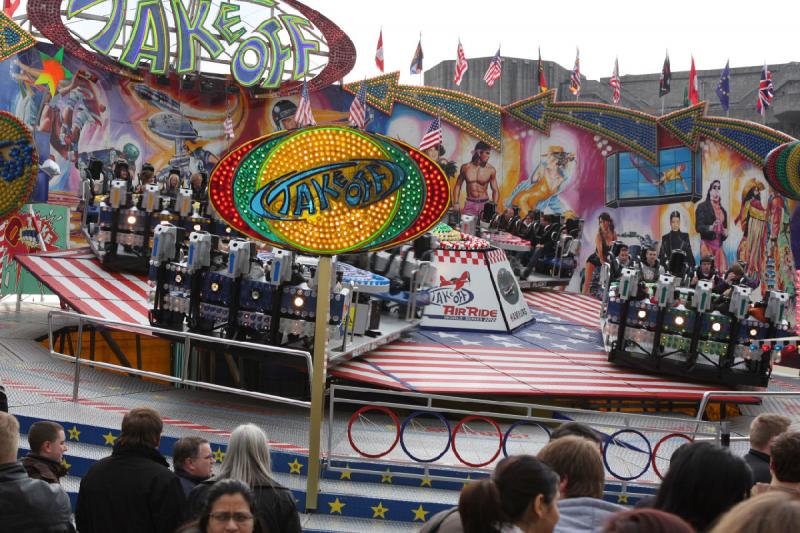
[22,420,68,484]
[743,414,791,485]
[163,168,183,198]
[0,381,7,412]
[714,262,745,295]
[177,479,265,533]
[135,162,156,194]
[190,172,207,203]
[709,491,800,533]
[652,442,751,532]
[752,431,800,497]
[188,424,301,533]
[538,436,625,532]
[583,212,617,294]
[0,412,74,531]
[76,407,185,533]
[521,214,558,279]
[609,244,632,282]
[659,211,695,269]
[422,454,560,533]
[639,246,663,283]
[550,421,603,450]
[602,509,695,533]
[690,255,719,288]
[174,436,216,497]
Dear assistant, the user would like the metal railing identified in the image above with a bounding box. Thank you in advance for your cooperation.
[47,310,313,409]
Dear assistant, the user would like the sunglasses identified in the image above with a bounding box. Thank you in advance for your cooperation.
[711,185,721,190]
[209,512,254,523]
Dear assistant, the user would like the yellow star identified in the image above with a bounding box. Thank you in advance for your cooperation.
[288,458,303,474]
[328,497,346,514]
[412,504,429,522]
[339,464,352,480]
[381,468,392,483]
[212,447,225,462]
[67,426,80,441]
[61,458,71,471]
[420,476,432,487]
[617,494,629,505]
[102,432,117,446]
[462,474,472,488]
[371,501,389,519]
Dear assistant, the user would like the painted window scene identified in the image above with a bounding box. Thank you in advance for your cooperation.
[606,147,701,207]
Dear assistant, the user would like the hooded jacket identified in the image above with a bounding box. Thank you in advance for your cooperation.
[554,497,626,533]
[0,461,74,532]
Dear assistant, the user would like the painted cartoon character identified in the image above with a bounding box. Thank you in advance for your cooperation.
[695,180,728,273]
[453,141,498,217]
[582,212,617,294]
[734,179,767,286]
[510,146,575,213]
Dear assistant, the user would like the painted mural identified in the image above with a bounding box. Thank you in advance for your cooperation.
[0,42,795,298]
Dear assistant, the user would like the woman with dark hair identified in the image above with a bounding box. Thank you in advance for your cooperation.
[421,455,560,533]
[695,180,728,273]
[653,442,751,532]
[582,212,617,294]
[603,509,695,533]
[177,479,265,533]
[709,492,800,533]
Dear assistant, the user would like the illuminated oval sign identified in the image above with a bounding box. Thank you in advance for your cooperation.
[0,112,38,221]
[209,126,451,255]
[28,0,356,91]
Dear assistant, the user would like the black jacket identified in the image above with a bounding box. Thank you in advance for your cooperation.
[744,449,772,485]
[695,200,728,243]
[75,444,185,533]
[188,477,302,533]
[22,453,67,484]
[175,467,210,497]
[0,461,74,532]
[659,230,695,267]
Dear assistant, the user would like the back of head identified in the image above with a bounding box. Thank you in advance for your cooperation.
[459,455,558,533]
[538,435,604,499]
[770,431,800,483]
[603,509,695,533]
[0,411,19,463]
[28,421,64,455]
[173,436,208,471]
[750,413,791,449]
[550,421,603,448]
[654,442,751,531]
[118,408,163,448]
[218,424,273,487]
[709,492,800,533]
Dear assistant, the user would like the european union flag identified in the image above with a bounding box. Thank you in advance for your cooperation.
[716,60,730,112]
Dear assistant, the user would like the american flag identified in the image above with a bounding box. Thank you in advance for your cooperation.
[223,116,234,139]
[569,48,581,96]
[757,63,774,116]
[419,117,442,152]
[453,40,468,86]
[293,80,316,127]
[349,84,368,129]
[610,57,621,104]
[483,48,502,87]
[331,290,729,398]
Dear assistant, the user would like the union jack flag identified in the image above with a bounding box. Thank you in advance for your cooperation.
[757,63,774,116]
[610,57,621,104]
[349,83,368,129]
[483,49,502,87]
[454,40,468,86]
[569,48,581,96]
[293,80,316,127]
[419,117,442,152]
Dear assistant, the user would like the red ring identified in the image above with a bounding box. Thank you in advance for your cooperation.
[451,415,503,468]
[651,433,693,480]
[347,405,400,459]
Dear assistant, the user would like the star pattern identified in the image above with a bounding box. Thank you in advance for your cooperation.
[420,476,432,487]
[339,465,352,480]
[212,447,226,462]
[328,497,345,514]
[371,501,389,519]
[412,504,430,522]
[34,48,72,97]
[381,468,392,483]
[67,426,80,441]
[61,458,71,471]
[102,431,117,446]
[288,458,303,474]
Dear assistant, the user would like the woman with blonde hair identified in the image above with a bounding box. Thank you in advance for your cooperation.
[709,492,800,533]
[187,424,301,533]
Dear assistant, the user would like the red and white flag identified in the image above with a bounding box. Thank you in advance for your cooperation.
[483,48,502,87]
[3,0,20,16]
[349,83,368,129]
[688,56,699,105]
[419,117,442,152]
[375,29,384,73]
[610,57,621,104]
[294,81,316,127]
[757,62,774,116]
[223,116,235,139]
[453,40,468,86]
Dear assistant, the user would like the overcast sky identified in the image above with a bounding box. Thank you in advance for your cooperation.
[321,0,800,84]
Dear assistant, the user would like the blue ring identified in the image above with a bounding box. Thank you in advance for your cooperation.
[502,421,552,457]
[603,428,652,481]
[399,410,452,463]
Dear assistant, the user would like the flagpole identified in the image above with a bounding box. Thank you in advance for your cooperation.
[418,32,423,86]
[660,96,664,116]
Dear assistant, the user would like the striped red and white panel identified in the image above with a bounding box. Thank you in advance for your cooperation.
[523,290,602,329]
[330,341,725,399]
[16,248,151,325]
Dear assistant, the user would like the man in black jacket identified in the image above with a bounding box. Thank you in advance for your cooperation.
[744,413,791,485]
[0,412,74,532]
[22,420,68,484]
[172,436,214,496]
[76,407,186,533]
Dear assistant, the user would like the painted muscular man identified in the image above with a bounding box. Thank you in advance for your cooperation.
[453,141,499,217]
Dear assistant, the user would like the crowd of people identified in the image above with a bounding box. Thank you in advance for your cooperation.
[0,408,799,532]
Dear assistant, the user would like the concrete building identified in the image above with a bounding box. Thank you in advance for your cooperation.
[425,57,800,137]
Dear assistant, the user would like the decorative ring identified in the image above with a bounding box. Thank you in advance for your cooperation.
[347,405,400,459]
[399,410,452,463]
[502,421,551,457]
[651,433,693,480]
[451,415,503,468]
[602,428,652,481]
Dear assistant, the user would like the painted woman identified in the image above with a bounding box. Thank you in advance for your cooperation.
[582,212,617,294]
[734,179,767,286]
[695,180,728,273]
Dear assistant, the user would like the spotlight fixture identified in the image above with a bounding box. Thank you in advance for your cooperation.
[674,316,685,327]
[251,290,260,300]
[637,309,647,319]
[749,328,758,337]
[711,322,722,333]
[126,215,137,224]
[293,296,304,307]
[211,282,220,292]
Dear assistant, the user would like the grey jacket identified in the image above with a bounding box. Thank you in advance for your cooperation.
[554,497,626,533]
